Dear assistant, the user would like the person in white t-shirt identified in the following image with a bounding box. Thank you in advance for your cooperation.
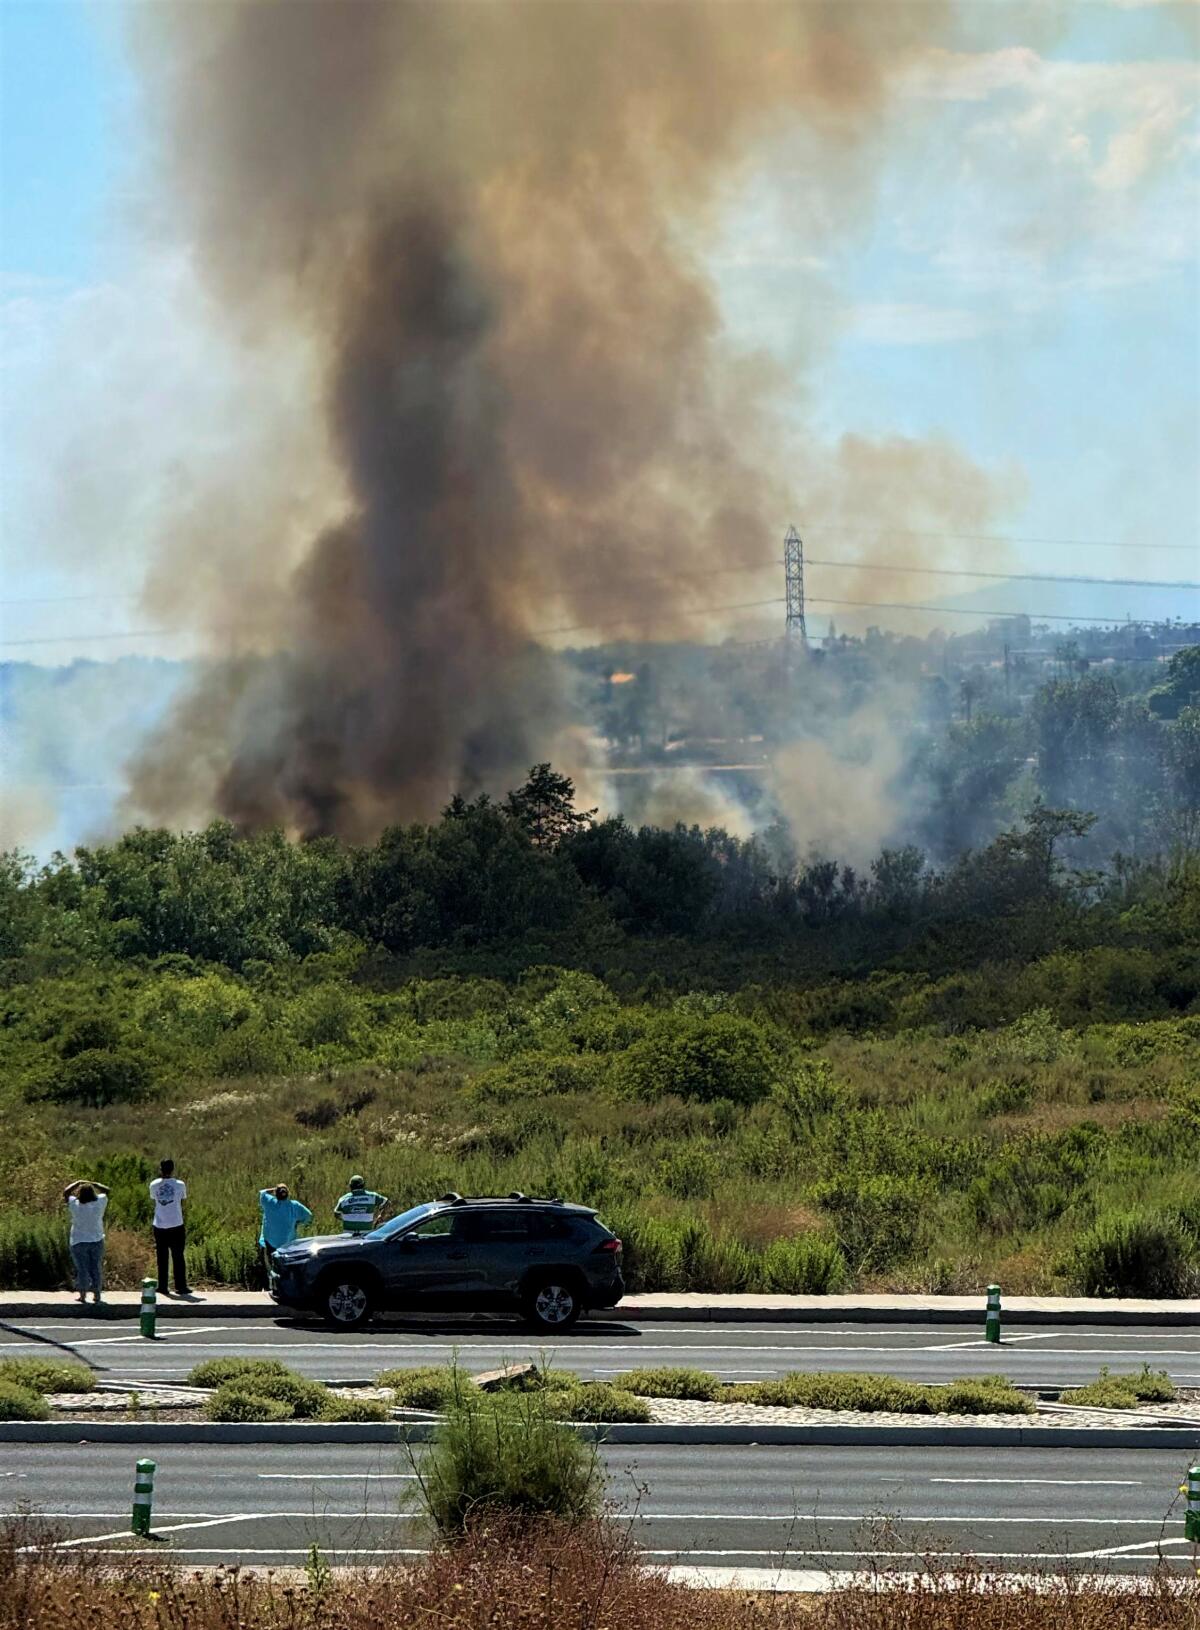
[149,1159,191,1297]
[63,1178,110,1305]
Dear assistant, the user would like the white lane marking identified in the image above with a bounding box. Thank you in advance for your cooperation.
[1071,1538,1191,1559]
[929,1479,1142,1487]
[53,1512,324,1547]
[20,1339,1198,1359]
[256,1473,418,1481]
[926,1335,1064,1351]
[632,1516,1168,1526]
[39,1326,229,1349]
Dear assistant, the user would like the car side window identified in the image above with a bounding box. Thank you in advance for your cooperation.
[409,1212,455,1239]
[525,1212,570,1241]
[457,1210,530,1243]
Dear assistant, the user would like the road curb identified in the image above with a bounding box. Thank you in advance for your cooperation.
[4,1299,1200,1326]
[3,1420,1198,1449]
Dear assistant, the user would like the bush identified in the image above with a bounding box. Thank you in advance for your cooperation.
[1067,1209,1198,1296]
[541,1383,650,1423]
[379,1366,462,1410]
[612,1366,722,1401]
[0,1382,50,1421]
[758,1234,849,1294]
[0,1218,71,1290]
[413,1390,603,1534]
[232,1369,329,1419]
[812,1175,925,1272]
[319,1393,392,1422]
[0,1358,94,1394]
[1061,1366,1177,1409]
[188,1357,293,1389]
[726,1370,1032,1416]
[185,1233,264,1291]
[206,1385,294,1423]
[47,1049,155,1107]
[616,1016,777,1105]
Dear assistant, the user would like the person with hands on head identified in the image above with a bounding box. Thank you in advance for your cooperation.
[258,1182,312,1271]
[334,1174,388,1235]
[63,1178,110,1305]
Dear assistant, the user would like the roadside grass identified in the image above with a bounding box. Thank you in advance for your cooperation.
[196,1360,389,1422]
[1060,1366,1177,1409]
[611,1365,724,1401]
[724,1372,1033,1416]
[3,1510,1197,1628]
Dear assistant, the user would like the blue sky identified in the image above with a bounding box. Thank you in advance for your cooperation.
[1,0,1197,670]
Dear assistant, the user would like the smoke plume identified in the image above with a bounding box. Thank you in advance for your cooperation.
[126,0,1009,838]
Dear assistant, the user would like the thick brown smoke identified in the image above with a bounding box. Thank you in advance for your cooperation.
[126,0,1006,838]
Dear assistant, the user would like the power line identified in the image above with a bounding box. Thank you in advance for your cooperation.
[802,526,1198,553]
[3,555,1195,615]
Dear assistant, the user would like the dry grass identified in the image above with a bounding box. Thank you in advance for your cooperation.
[2,1515,1197,1630]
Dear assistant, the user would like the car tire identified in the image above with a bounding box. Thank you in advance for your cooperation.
[320,1274,374,1330]
[522,1276,582,1333]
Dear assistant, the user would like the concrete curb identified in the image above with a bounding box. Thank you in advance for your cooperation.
[4,1295,1200,1326]
[3,1419,1198,1449]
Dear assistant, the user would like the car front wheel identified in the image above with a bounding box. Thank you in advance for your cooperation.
[321,1274,374,1330]
[523,1277,581,1332]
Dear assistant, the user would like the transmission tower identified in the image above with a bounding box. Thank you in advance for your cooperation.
[784,524,807,645]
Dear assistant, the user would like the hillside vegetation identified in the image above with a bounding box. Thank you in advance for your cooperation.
[1,758,1197,1296]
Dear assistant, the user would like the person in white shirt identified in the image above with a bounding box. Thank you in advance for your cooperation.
[149,1158,191,1297]
[63,1179,110,1305]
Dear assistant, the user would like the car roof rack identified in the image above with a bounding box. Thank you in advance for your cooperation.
[438,1191,466,1206]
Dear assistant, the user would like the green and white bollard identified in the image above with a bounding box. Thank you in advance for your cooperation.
[1186,1464,1200,1543]
[985,1283,1001,1345]
[139,1277,157,1339]
[131,1458,156,1536]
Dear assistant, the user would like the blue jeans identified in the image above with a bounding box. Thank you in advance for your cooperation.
[71,1239,104,1295]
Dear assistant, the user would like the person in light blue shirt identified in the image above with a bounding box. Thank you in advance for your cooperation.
[258,1184,313,1270]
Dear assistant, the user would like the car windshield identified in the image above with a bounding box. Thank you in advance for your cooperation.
[366,1202,442,1241]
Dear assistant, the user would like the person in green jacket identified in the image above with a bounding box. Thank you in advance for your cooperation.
[334,1175,388,1235]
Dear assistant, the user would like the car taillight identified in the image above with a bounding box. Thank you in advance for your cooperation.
[594,1237,622,1253]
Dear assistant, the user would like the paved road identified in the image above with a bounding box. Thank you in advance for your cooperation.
[4,1316,1200,1388]
[3,1440,1194,1575]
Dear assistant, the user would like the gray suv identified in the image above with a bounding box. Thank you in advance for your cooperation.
[268,1192,624,1331]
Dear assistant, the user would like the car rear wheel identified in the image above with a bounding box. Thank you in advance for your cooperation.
[321,1274,374,1330]
[523,1277,581,1332]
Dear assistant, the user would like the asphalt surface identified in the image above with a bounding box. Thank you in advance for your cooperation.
[4,1440,1195,1575]
[5,1316,1200,1388]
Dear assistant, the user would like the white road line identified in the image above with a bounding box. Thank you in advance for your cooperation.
[66,1545,1171,1565]
[1071,1538,1191,1559]
[256,1473,418,1481]
[929,1479,1143,1487]
[41,1326,229,1348]
[632,1516,1168,1526]
[53,1512,328,1548]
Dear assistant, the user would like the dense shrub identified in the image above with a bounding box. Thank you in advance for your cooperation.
[44,1049,155,1107]
[379,1366,461,1410]
[188,1357,292,1389]
[206,1385,294,1423]
[319,1393,392,1422]
[758,1235,849,1294]
[0,1358,94,1394]
[541,1383,649,1423]
[185,1233,263,1291]
[0,1382,49,1421]
[0,1219,71,1291]
[726,1371,1031,1416]
[414,1390,603,1534]
[1061,1366,1176,1408]
[1067,1209,1198,1296]
[812,1175,926,1272]
[612,1366,722,1401]
[615,1016,777,1105]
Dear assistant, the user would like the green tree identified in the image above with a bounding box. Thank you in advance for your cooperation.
[502,764,595,848]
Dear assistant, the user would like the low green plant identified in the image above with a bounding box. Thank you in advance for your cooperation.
[412,1389,603,1534]
[611,1366,722,1401]
[725,1370,1032,1416]
[231,1369,328,1419]
[0,1357,95,1394]
[379,1365,462,1410]
[206,1385,294,1423]
[1060,1365,1177,1409]
[318,1393,392,1423]
[541,1383,650,1423]
[188,1357,293,1389]
[0,1381,50,1421]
